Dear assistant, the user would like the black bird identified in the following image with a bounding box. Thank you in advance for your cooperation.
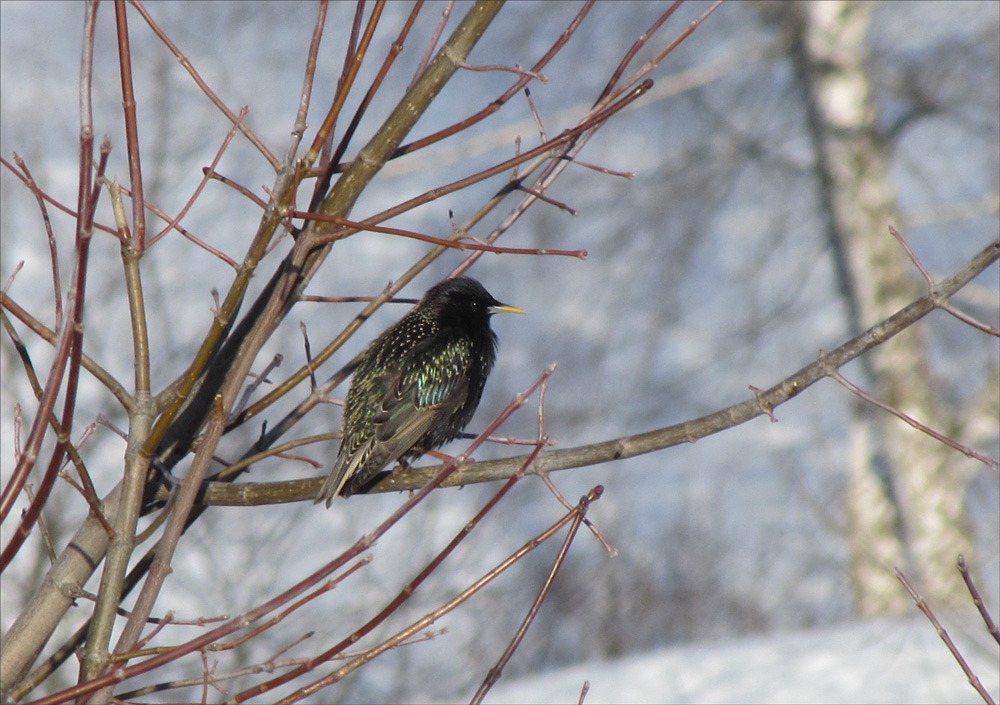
[316,277,525,505]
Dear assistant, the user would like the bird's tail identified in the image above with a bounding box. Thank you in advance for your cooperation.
[314,452,361,507]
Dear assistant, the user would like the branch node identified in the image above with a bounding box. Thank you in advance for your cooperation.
[749,385,777,423]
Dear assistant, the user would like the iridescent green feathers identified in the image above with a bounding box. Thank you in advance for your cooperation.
[315,278,523,505]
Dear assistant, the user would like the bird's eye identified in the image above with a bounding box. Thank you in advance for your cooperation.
[470,301,480,308]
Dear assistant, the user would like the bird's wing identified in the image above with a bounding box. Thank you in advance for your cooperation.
[316,332,473,504]
[370,331,473,456]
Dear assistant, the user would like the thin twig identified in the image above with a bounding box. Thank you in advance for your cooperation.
[128,0,280,168]
[597,1,724,110]
[303,0,385,173]
[958,555,1000,646]
[895,568,996,705]
[231,354,284,421]
[301,322,317,390]
[391,1,597,161]
[274,486,601,704]
[595,0,681,105]
[940,302,1000,337]
[471,487,599,704]
[0,295,131,409]
[33,369,553,705]
[830,369,998,471]
[1,156,119,239]
[147,107,249,250]
[12,156,62,328]
[410,0,453,88]
[888,225,935,290]
[325,2,423,176]
[302,210,585,257]
[453,58,547,83]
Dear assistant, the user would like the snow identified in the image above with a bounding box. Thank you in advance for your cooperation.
[467,616,1000,705]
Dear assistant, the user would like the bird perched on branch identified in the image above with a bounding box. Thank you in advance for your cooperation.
[316,277,525,505]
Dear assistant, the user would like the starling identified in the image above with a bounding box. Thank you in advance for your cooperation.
[315,277,525,505]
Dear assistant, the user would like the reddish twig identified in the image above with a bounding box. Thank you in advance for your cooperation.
[888,225,935,290]
[958,555,1000,646]
[597,0,724,111]
[2,260,24,294]
[940,303,1000,337]
[319,3,423,196]
[274,483,600,704]
[11,156,62,328]
[302,0,385,171]
[538,472,616,556]
[248,438,550,702]
[411,0,453,87]
[365,79,652,230]
[595,0,682,105]
[514,184,577,214]
[1,156,119,239]
[130,612,175,655]
[302,210,586,257]
[0,306,113,538]
[886,225,997,335]
[471,486,600,704]
[114,656,317,701]
[390,1,596,162]
[213,559,370,651]
[320,0,365,167]
[895,568,997,705]
[829,368,998,471]
[0,8,105,568]
[454,58,547,83]
[128,0,280,168]
[560,154,635,179]
[0,293,132,409]
[288,0,326,160]
[537,369,614,554]
[147,107,249,251]
[202,169,269,210]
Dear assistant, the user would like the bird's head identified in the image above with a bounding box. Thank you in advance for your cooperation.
[423,277,525,329]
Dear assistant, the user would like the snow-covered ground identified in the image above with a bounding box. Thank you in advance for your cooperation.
[469,615,999,705]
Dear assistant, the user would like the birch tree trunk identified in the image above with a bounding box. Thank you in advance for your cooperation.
[782,0,975,614]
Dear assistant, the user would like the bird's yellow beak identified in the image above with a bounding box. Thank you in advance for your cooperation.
[490,303,526,315]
